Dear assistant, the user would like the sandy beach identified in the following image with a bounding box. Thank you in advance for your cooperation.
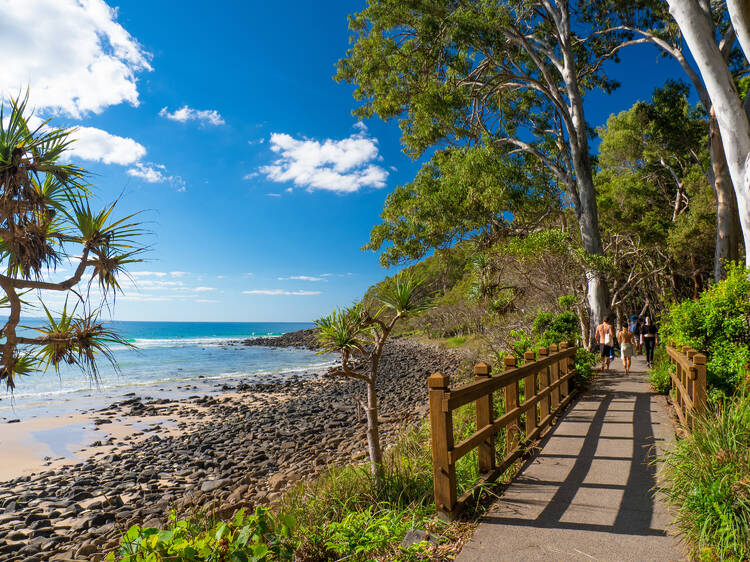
[0,337,464,561]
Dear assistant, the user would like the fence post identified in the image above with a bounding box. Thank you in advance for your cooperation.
[537,346,550,423]
[474,362,495,473]
[428,372,456,519]
[692,353,707,418]
[549,344,560,411]
[523,350,537,440]
[504,355,520,455]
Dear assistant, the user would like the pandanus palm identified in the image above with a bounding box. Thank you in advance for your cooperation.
[315,272,432,481]
[0,94,145,389]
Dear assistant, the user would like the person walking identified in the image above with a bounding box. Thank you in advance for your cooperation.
[641,316,658,368]
[595,316,616,373]
[618,323,635,375]
[629,315,642,355]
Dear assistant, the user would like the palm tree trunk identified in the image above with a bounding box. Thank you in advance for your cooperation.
[365,379,383,481]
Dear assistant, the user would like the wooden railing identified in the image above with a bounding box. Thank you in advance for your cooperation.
[428,342,577,519]
[665,343,707,428]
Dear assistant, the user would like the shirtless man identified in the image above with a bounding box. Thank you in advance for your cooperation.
[595,316,616,373]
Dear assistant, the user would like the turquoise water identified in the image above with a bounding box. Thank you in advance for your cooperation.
[0,321,336,419]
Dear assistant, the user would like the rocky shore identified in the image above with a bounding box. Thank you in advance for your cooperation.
[242,328,320,349]
[0,335,464,561]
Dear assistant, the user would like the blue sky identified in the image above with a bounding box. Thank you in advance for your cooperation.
[2,1,689,322]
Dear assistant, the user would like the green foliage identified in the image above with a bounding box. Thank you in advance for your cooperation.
[364,144,558,266]
[574,349,599,386]
[112,507,295,561]
[650,347,673,394]
[660,389,750,560]
[0,93,144,389]
[660,264,750,395]
[535,311,579,349]
[595,80,714,312]
[314,304,367,355]
[322,505,414,557]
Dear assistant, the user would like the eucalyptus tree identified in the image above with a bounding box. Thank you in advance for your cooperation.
[596,82,715,311]
[365,145,561,266]
[0,95,144,389]
[336,0,643,341]
[657,1,750,271]
[591,1,746,281]
[315,273,432,480]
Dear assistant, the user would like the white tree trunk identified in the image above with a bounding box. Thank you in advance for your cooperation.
[710,113,742,280]
[558,3,609,339]
[668,0,750,267]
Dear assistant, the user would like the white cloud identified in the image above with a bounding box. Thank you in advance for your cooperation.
[159,105,224,126]
[259,127,388,193]
[0,0,152,118]
[193,286,215,292]
[195,299,219,303]
[131,271,168,278]
[243,289,321,296]
[277,275,324,282]
[127,162,185,190]
[170,271,188,277]
[67,126,146,165]
[266,193,281,197]
[243,172,259,180]
[127,162,166,183]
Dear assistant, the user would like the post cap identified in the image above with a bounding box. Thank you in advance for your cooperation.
[559,342,568,349]
[693,353,707,365]
[474,362,492,376]
[549,343,558,352]
[682,345,691,354]
[504,355,517,368]
[537,346,548,356]
[524,350,536,361]
[428,372,450,388]
[686,349,697,360]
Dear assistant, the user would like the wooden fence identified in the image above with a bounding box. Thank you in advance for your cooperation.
[665,343,707,428]
[428,342,577,519]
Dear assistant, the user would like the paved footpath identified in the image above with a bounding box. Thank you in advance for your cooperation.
[457,355,684,562]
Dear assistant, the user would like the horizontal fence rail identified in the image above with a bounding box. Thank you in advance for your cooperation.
[428,342,577,519]
[665,343,707,429]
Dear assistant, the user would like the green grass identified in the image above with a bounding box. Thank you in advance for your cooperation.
[444,336,467,348]
[659,387,750,560]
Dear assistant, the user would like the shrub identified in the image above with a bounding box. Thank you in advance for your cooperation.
[660,264,750,395]
[574,348,598,386]
[650,347,673,394]
[659,389,750,560]
[111,507,295,561]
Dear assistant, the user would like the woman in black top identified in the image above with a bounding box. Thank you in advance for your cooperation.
[640,316,658,368]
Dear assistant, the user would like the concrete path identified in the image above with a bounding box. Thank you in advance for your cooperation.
[457,355,684,561]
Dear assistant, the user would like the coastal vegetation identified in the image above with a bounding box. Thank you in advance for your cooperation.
[7,0,750,560]
[315,272,433,480]
[0,94,144,390]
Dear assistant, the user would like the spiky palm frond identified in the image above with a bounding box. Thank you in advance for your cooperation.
[65,198,144,252]
[0,93,86,192]
[377,273,433,316]
[0,353,39,390]
[87,246,145,294]
[315,303,369,354]
[30,302,133,378]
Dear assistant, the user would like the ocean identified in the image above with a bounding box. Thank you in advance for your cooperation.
[0,321,337,420]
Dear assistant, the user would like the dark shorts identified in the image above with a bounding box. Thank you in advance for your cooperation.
[600,344,612,358]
